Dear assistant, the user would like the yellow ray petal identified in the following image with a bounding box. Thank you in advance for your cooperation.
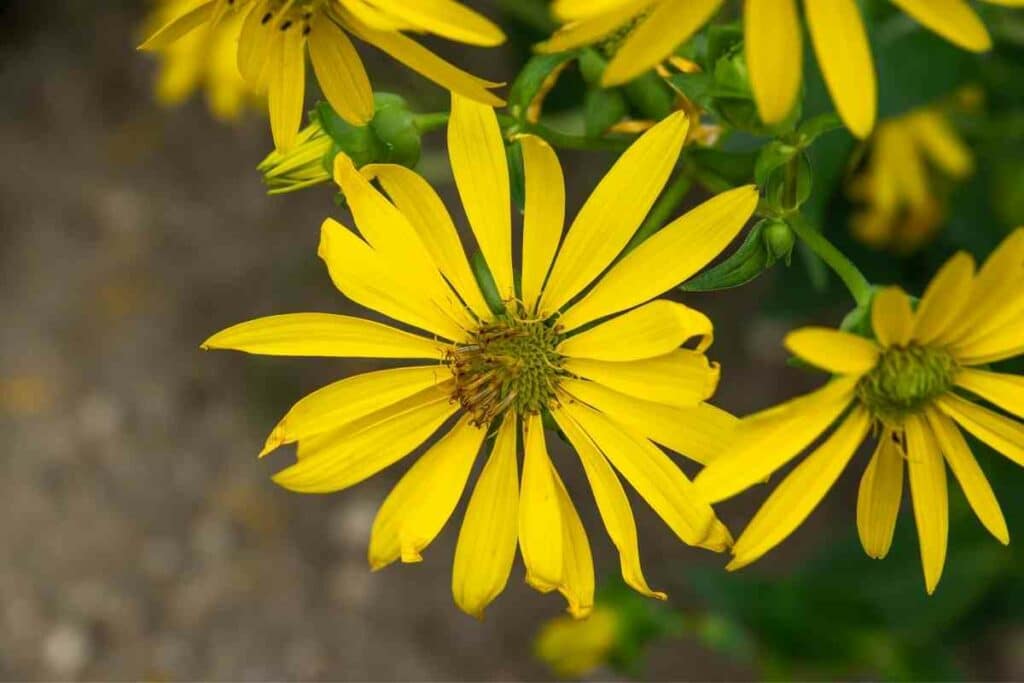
[694,376,858,503]
[518,135,566,313]
[603,0,725,86]
[267,26,306,150]
[139,0,214,50]
[550,467,595,618]
[857,432,904,559]
[562,378,737,465]
[905,413,948,594]
[554,0,654,21]
[264,366,451,454]
[368,414,486,569]
[552,407,665,599]
[362,164,492,321]
[907,110,973,178]
[912,251,976,345]
[452,415,519,618]
[890,0,992,52]
[539,113,691,316]
[557,185,758,332]
[202,312,445,358]
[872,287,915,348]
[519,414,564,592]
[745,0,802,125]
[448,95,514,300]
[784,327,880,375]
[729,408,870,570]
[237,0,274,84]
[947,231,1024,350]
[926,408,1009,544]
[318,219,469,341]
[538,0,653,54]
[273,384,458,493]
[937,393,1024,466]
[364,0,506,46]
[955,368,1024,420]
[564,349,719,409]
[559,300,712,362]
[804,0,876,138]
[561,400,726,550]
[307,13,374,125]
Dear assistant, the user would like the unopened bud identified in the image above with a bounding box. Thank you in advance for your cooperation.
[258,120,333,195]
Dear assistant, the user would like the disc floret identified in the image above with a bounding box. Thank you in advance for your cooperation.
[447,307,564,426]
[857,344,958,425]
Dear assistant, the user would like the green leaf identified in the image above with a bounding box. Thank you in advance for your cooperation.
[508,52,577,121]
[681,219,776,292]
[796,113,844,146]
[622,71,675,121]
[507,140,526,213]
[471,251,506,315]
[584,87,628,137]
[755,141,800,187]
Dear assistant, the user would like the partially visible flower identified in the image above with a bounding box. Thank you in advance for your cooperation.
[140,0,506,150]
[695,230,1024,593]
[204,96,759,617]
[535,607,620,678]
[258,119,333,194]
[542,0,1015,138]
[143,0,257,121]
[848,106,974,252]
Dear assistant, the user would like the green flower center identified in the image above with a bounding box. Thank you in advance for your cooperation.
[857,344,958,425]
[447,309,564,426]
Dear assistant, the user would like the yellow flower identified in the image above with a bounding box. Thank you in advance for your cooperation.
[204,96,759,618]
[542,0,1015,138]
[257,118,333,194]
[849,107,974,253]
[535,607,620,678]
[695,230,1024,593]
[144,0,257,121]
[140,0,506,150]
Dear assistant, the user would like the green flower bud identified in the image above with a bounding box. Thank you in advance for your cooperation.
[370,94,422,168]
[762,219,796,265]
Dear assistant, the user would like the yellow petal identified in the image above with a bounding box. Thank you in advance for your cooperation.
[362,163,492,320]
[804,0,876,138]
[364,0,506,46]
[318,219,468,341]
[265,366,451,454]
[307,13,374,125]
[518,135,566,313]
[694,376,858,503]
[784,327,880,374]
[564,349,719,409]
[907,110,973,178]
[553,0,650,20]
[539,113,691,317]
[562,378,737,465]
[557,185,758,332]
[947,230,1024,351]
[926,408,1009,545]
[237,0,272,84]
[519,414,564,592]
[538,0,653,54]
[202,312,444,358]
[550,468,595,617]
[905,413,948,594]
[560,400,725,550]
[745,0,802,124]
[341,7,505,106]
[559,300,713,362]
[603,0,725,86]
[267,26,306,151]
[273,384,458,493]
[937,393,1024,466]
[369,414,486,569]
[729,408,870,570]
[955,368,1024,420]
[139,0,214,50]
[452,415,519,618]
[552,406,665,599]
[448,94,514,300]
[890,0,992,52]
[872,287,915,347]
[912,251,976,345]
[857,432,904,559]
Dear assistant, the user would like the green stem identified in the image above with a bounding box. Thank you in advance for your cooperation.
[495,0,556,33]
[788,214,873,306]
[414,111,637,153]
[413,112,450,135]
[623,172,693,254]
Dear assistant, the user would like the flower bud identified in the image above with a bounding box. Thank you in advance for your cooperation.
[257,120,333,195]
[762,219,796,265]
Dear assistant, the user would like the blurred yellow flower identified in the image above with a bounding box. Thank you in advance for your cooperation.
[144,0,256,121]
[542,0,1016,138]
[535,607,619,678]
[695,230,1024,593]
[849,107,974,253]
[204,97,758,618]
[140,0,506,150]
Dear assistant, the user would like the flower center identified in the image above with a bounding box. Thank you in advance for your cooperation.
[857,344,958,425]
[447,309,564,426]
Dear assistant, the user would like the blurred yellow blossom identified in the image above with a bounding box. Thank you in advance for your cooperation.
[535,607,620,678]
